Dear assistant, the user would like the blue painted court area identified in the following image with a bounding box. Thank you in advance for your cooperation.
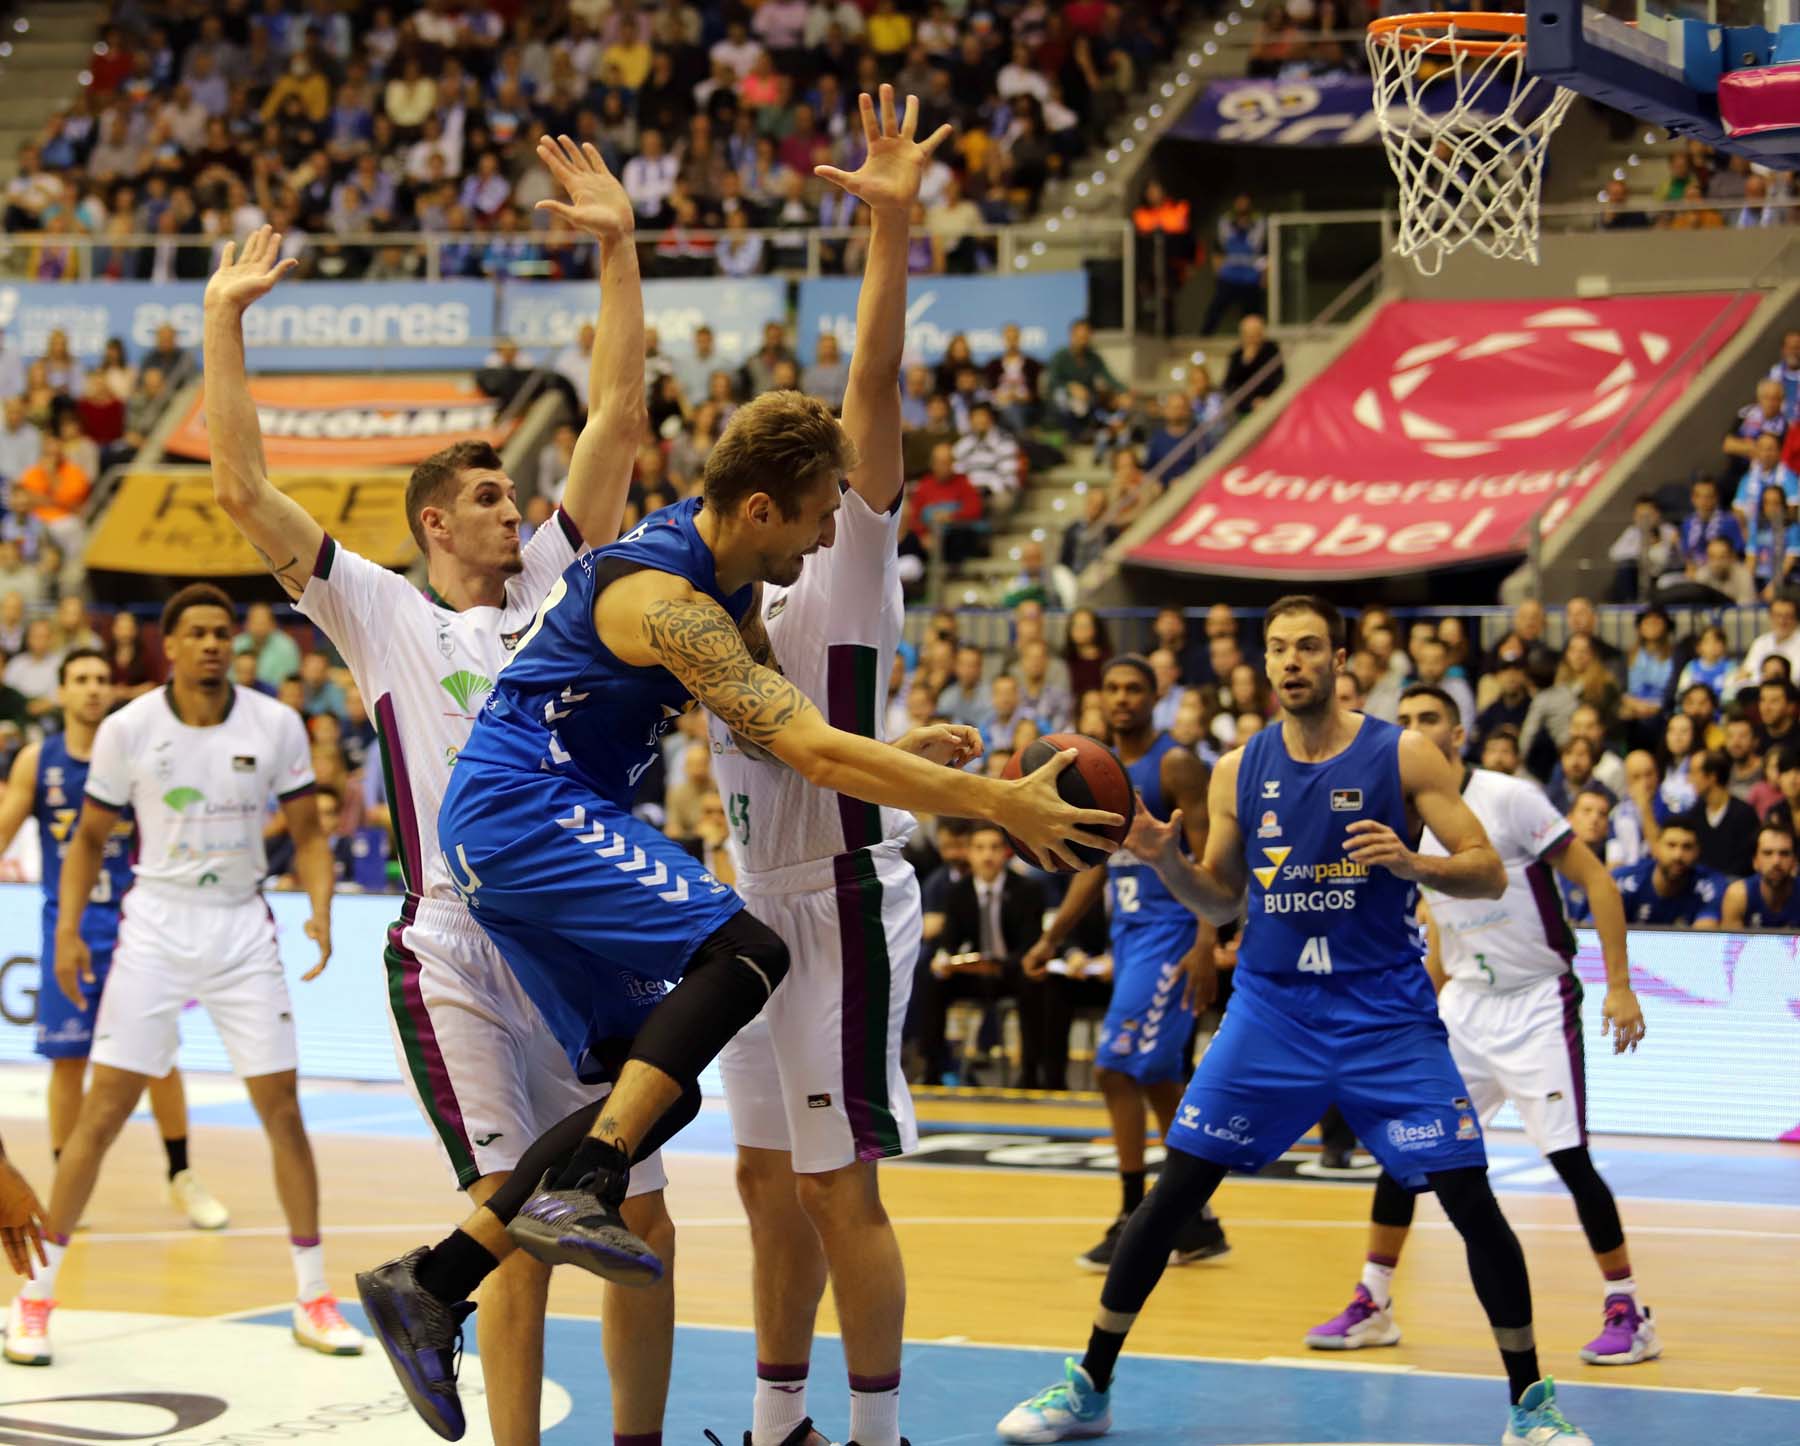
[244,1307,1800,1446]
[174,1088,1800,1210]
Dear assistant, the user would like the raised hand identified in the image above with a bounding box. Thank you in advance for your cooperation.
[204,224,298,315]
[534,134,635,241]
[814,83,953,215]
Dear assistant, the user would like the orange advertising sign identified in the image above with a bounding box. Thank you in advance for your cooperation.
[162,376,517,469]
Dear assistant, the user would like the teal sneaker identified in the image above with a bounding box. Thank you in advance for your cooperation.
[1504,1378,1593,1445]
[995,1358,1112,1443]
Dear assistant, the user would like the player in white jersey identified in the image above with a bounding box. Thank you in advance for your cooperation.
[709,87,963,1446]
[1307,684,1659,1369]
[5,585,362,1365]
[202,143,672,1446]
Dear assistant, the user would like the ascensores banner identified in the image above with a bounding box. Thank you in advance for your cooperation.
[1130,295,1759,579]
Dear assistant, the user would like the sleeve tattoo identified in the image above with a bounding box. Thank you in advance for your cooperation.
[642,595,817,746]
[253,542,308,599]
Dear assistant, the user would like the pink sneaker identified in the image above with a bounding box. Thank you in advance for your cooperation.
[1304,1283,1402,1350]
[1579,1293,1660,1365]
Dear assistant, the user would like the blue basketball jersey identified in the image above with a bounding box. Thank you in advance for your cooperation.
[1235,714,1424,978]
[35,734,134,951]
[1611,858,1725,925]
[1743,874,1800,928]
[456,497,754,806]
[1106,733,1193,944]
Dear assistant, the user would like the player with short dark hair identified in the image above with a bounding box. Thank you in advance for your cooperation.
[998,597,1594,1446]
[1307,684,1656,1369]
[1722,823,1800,928]
[1611,816,1726,926]
[1023,652,1227,1273]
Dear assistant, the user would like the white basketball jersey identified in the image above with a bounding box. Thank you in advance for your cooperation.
[84,685,314,903]
[1420,767,1577,991]
[295,514,581,901]
[708,486,913,878]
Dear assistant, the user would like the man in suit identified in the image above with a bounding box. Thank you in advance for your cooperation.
[916,824,1049,1087]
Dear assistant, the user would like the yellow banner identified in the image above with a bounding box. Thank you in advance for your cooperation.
[85,469,418,576]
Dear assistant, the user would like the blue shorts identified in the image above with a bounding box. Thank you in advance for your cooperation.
[35,925,111,1060]
[1095,917,1199,1085]
[440,761,744,1079]
[1164,964,1488,1189]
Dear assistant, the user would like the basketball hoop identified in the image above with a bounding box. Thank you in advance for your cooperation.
[1366,12,1576,274]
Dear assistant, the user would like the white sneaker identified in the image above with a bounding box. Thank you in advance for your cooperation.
[292,1294,364,1356]
[168,1170,230,1231]
[4,1296,53,1366]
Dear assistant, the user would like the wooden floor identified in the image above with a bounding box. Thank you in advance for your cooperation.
[25,1091,1800,1402]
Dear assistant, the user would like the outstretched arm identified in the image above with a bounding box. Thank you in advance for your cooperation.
[535,135,642,549]
[1352,731,1505,899]
[1121,749,1249,925]
[202,226,322,599]
[817,86,952,514]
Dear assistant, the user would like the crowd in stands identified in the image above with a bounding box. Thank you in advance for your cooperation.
[1598,139,1799,230]
[3,0,1199,283]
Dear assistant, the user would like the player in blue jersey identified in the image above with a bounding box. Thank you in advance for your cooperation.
[0,649,226,1241]
[999,596,1595,1446]
[359,90,1121,1436]
[1023,654,1227,1273]
[1610,817,1725,926]
[1723,822,1800,927]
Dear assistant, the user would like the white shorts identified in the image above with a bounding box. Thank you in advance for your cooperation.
[1438,971,1587,1156]
[718,843,921,1174]
[387,896,667,1198]
[90,887,297,1081]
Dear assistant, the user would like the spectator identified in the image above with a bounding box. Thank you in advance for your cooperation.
[1759,677,1799,751]
[12,434,91,558]
[1548,736,1613,814]
[1143,391,1201,479]
[938,643,991,727]
[1565,703,1628,795]
[739,321,797,398]
[1060,487,1116,577]
[1721,822,1800,927]
[1678,475,1744,568]
[1723,710,1765,799]
[1678,623,1738,697]
[1149,647,1187,733]
[53,596,100,654]
[908,442,984,547]
[1746,481,1800,598]
[1410,635,1476,733]
[1475,657,1532,745]
[1481,725,1524,777]
[299,650,347,721]
[982,674,1031,753]
[1737,593,1800,691]
[1679,681,1725,750]
[1564,595,1624,683]
[801,334,850,411]
[3,618,62,717]
[1732,429,1799,530]
[1608,815,1725,926]
[140,323,188,382]
[1014,638,1072,732]
[108,608,161,699]
[622,127,678,218]
[953,403,1022,505]
[1202,193,1269,335]
[1662,535,1755,605]
[1596,177,1649,231]
[1607,494,1680,602]
[1721,377,1792,492]
[1618,605,1676,728]
[1521,633,1618,779]
[1766,742,1800,833]
[1772,327,1800,413]
[1063,607,1113,699]
[0,399,40,486]
[984,323,1042,434]
[1045,318,1122,437]
[0,332,23,403]
[1688,747,1760,877]
[234,600,301,688]
[927,176,988,273]
[1222,313,1284,415]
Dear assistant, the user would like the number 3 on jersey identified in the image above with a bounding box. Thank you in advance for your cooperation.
[1297,935,1333,974]
[728,792,750,847]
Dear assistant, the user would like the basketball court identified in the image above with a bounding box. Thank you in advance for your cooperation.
[6,1066,1795,1445]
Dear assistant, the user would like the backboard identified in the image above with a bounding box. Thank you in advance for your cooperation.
[1525,0,1800,164]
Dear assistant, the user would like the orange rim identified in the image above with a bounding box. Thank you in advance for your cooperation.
[1367,10,1526,56]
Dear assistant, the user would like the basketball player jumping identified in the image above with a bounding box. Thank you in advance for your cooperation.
[6,585,361,1367]
[704,86,961,1446]
[0,649,228,1259]
[358,95,1118,1441]
[1022,654,1227,1274]
[207,138,674,1445]
[1306,684,1655,1369]
[998,596,1593,1446]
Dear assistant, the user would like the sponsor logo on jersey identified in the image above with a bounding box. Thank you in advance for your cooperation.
[1179,1104,1200,1128]
[1330,788,1363,811]
[1257,810,1281,839]
[1252,846,1291,889]
[766,594,789,622]
[1385,1118,1446,1151]
[162,786,206,813]
[1456,1112,1479,1141]
[1262,780,1280,799]
[807,1093,831,1109]
[232,755,256,772]
[1203,1113,1255,1146]
[439,670,495,714]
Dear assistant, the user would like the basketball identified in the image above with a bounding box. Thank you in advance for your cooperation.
[1000,733,1137,872]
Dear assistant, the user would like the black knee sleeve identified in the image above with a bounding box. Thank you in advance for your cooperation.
[1548,1146,1625,1257]
[628,910,790,1090]
[1372,1169,1417,1230]
[1429,1165,1533,1332]
[1097,1150,1228,1317]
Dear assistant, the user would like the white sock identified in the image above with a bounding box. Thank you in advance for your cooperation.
[1604,1274,1637,1301]
[848,1373,900,1446]
[290,1239,327,1302]
[752,1364,808,1446]
[1360,1258,1396,1310]
[20,1239,66,1302]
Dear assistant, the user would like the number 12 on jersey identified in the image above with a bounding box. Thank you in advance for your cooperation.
[1297,935,1333,974]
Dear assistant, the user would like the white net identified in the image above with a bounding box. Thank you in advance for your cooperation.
[1366,14,1577,274]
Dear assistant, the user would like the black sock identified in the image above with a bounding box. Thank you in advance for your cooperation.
[1120,1170,1145,1215]
[554,1135,629,1192]
[164,1135,189,1180]
[1501,1347,1541,1405]
[1081,1325,1127,1393]
[415,1228,500,1307]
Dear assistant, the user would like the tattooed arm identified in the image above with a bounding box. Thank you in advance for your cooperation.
[615,578,1123,870]
[202,226,324,600]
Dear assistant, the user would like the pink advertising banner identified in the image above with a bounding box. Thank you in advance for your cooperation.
[1130,294,1761,579]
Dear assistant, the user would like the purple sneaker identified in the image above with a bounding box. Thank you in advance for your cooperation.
[1304,1284,1402,1351]
[355,1248,475,1440]
[1579,1293,1661,1365]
